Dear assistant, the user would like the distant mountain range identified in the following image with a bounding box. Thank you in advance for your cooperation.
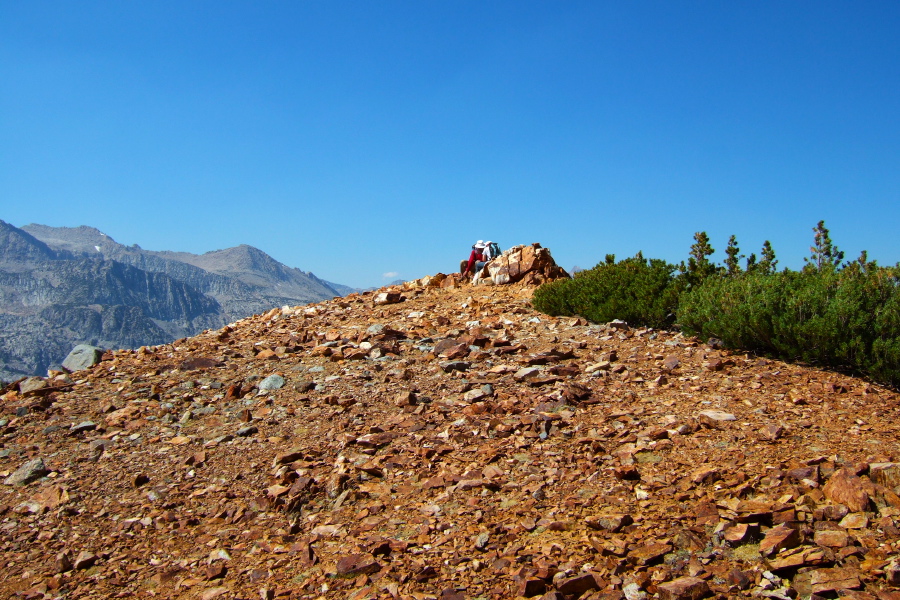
[0,221,356,381]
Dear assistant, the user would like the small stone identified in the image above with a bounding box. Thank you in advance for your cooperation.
[814,529,848,547]
[258,375,285,390]
[824,469,871,513]
[70,421,97,435]
[759,524,800,556]
[726,569,751,589]
[809,566,861,594]
[4,457,48,486]
[623,582,647,600]
[73,551,97,570]
[205,563,227,580]
[18,377,47,394]
[628,542,672,565]
[394,391,417,406]
[662,356,680,370]
[275,448,304,464]
[199,587,229,600]
[554,573,599,596]
[869,463,900,489]
[839,513,868,529]
[62,344,103,372]
[55,552,72,573]
[697,410,736,427]
[724,523,758,543]
[335,553,380,577]
[657,576,709,600]
[474,531,490,550]
[514,367,542,381]
[516,578,547,597]
[585,513,633,532]
[374,292,401,305]
[439,361,470,373]
[236,426,258,437]
[463,388,487,402]
[691,465,721,484]
[760,424,784,441]
[34,485,69,509]
[434,339,467,357]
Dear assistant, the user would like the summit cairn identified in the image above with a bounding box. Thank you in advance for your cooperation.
[472,242,569,286]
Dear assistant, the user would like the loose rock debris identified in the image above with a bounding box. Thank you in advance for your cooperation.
[1,273,900,600]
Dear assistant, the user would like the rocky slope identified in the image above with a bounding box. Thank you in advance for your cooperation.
[1,268,898,600]
[0,222,344,380]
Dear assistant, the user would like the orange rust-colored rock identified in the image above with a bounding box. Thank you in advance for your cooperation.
[0,274,897,599]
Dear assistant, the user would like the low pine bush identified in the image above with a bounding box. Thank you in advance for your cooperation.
[532,223,900,388]
[677,267,900,387]
[531,255,682,329]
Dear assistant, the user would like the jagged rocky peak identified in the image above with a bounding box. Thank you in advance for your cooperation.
[1,222,349,380]
[20,223,116,255]
[0,220,57,268]
[179,244,288,276]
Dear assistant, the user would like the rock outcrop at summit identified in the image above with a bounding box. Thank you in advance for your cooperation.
[473,243,570,286]
[1,276,898,599]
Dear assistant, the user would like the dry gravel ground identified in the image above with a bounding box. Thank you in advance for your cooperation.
[1,277,899,600]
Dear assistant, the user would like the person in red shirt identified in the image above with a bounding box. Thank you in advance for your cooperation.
[461,241,487,277]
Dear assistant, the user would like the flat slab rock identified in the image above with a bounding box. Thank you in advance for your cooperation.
[697,409,736,422]
[3,457,47,486]
[657,576,710,600]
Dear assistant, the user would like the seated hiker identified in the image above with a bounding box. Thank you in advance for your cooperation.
[460,240,487,276]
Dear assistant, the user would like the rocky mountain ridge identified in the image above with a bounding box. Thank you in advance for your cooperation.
[0,263,898,600]
[0,221,347,380]
[20,224,345,317]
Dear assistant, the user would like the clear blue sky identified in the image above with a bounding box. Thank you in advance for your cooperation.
[2,2,898,287]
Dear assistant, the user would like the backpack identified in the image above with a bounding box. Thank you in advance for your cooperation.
[486,242,501,260]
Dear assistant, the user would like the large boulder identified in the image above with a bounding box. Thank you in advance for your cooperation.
[62,344,104,372]
[472,243,569,286]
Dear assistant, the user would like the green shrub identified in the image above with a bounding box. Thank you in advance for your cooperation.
[678,267,900,387]
[532,255,682,329]
[531,221,900,388]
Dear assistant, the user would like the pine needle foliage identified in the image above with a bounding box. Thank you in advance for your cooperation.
[680,231,717,288]
[531,254,682,329]
[531,220,900,388]
[678,266,900,387]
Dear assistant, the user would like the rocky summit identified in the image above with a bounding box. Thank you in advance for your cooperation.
[1,256,899,600]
